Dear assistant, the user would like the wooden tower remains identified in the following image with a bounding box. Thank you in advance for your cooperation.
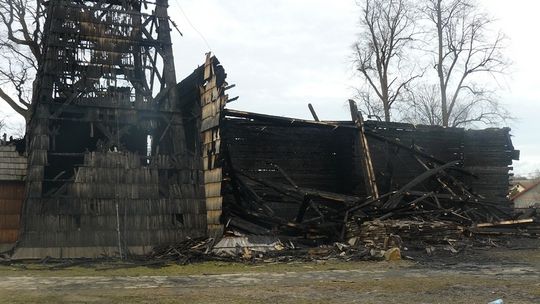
[16,0,207,258]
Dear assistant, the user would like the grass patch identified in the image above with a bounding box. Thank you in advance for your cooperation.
[0,260,411,277]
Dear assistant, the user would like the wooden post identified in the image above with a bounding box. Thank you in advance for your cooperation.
[349,100,379,199]
[308,103,320,121]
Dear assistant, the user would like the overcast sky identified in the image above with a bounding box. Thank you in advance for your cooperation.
[169,0,540,177]
[1,0,538,176]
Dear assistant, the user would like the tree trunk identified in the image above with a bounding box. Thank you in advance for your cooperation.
[381,72,391,122]
[436,0,449,127]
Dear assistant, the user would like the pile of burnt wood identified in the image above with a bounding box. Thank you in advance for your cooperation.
[222,163,530,244]
[217,105,534,246]
[219,149,534,246]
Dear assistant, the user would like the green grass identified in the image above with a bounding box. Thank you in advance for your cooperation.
[0,259,410,277]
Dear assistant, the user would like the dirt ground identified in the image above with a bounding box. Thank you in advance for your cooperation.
[0,241,538,304]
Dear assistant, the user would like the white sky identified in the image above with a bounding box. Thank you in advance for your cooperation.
[1,0,538,176]
[170,0,540,176]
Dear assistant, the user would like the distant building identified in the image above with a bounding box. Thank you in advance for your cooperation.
[509,179,537,197]
[511,181,540,210]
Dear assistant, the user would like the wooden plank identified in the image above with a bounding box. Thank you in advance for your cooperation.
[204,182,222,198]
[201,115,221,132]
[206,197,223,211]
[349,100,379,199]
[308,103,320,121]
[204,168,222,184]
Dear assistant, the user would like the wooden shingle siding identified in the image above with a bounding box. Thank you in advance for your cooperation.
[199,54,228,238]
[18,150,207,255]
[14,0,212,258]
[0,146,27,181]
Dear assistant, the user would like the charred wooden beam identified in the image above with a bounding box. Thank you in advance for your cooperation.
[364,129,476,178]
[308,103,320,122]
[383,160,461,210]
[349,100,379,199]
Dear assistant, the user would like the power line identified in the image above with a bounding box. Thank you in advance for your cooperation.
[171,0,213,51]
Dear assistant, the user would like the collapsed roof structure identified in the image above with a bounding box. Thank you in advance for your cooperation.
[0,0,521,259]
[217,108,519,241]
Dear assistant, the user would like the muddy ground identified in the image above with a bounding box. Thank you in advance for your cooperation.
[0,239,538,304]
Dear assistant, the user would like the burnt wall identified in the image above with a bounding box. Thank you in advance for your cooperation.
[223,120,353,192]
[221,114,354,221]
[462,129,517,209]
[221,113,517,223]
[176,55,230,238]
[17,0,208,259]
[362,122,465,195]
[363,122,516,212]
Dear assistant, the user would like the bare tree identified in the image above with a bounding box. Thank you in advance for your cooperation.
[353,0,420,122]
[0,0,44,123]
[351,88,385,120]
[425,0,509,127]
[399,84,443,125]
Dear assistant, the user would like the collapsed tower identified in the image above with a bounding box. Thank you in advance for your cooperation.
[17,0,208,258]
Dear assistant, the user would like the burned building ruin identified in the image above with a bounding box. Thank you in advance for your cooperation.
[15,0,211,258]
[217,110,518,241]
[0,1,520,259]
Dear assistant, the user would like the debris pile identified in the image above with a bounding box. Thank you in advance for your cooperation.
[217,108,526,246]
[145,218,538,265]
[222,164,514,242]
[471,218,540,237]
[147,237,379,263]
[350,220,465,249]
[149,238,217,264]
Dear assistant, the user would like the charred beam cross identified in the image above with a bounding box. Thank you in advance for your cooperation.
[349,100,379,199]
